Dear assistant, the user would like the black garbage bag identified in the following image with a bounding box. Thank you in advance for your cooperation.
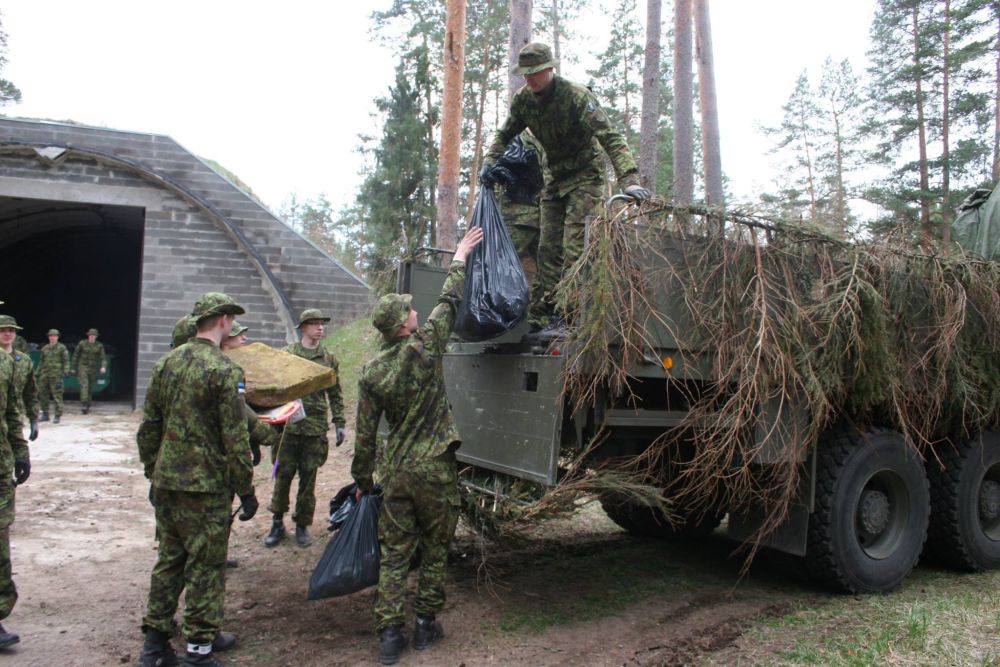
[454,187,531,341]
[496,135,544,205]
[308,491,380,600]
[328,482,358,532]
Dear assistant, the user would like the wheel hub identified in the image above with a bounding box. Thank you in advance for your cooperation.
[980,480,1000,522]
[860,488,891,536]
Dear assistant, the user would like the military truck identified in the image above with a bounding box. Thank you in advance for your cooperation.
[398,212,1000,595]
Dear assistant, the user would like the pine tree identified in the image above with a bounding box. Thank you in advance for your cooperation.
[0,12,20,106]
[588,0,645,142]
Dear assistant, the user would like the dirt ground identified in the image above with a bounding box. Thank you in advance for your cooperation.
[6,402,823,667]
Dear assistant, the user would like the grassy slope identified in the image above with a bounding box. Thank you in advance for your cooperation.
[322,316,380,418]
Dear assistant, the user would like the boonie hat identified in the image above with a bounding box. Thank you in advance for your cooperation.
[298,308,331,327]
[86,328,99,336]
[228,320,249,338]
[171,315,197,348]
[512,42,558,76]
[372,294,413,338]
[191,292,245,323]
[47,328,60,336]
[0,315,22,331]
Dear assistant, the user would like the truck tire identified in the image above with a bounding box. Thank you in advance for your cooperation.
[805,428,929,593]
[600,494,723,539]
[927,431,1000,571]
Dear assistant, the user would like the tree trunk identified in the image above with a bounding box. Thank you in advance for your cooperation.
[638,0,663,192]
[552,0,561,74]
[831,106,847,237]
[436,0,467,250]
[993,9,999,183]
[673,0,695,206]
[694,0,723,210]
[799,104,818,222]
[941,0,952,251]
[466,81,489,222]
[509,0,533,103]
[911,5,932,240]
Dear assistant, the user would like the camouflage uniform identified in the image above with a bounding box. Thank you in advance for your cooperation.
[38,332,69,419]
[352,261,467,633]
[269,340,344,527]
[11,337,26,355]
[71,331,107,408]
[0,350,28,622]
[486,66,639,326]
[499,131,547,286]
[8,352,38,425]
[137,298,253,645]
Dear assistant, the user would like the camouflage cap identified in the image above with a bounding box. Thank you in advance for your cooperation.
[86,328,99,336]
[372,293,413,338]
[298,308,331,327]
[512,42,558,76]
[47,328,60,336]
[0,315,22,331]
[191,292,245,322]
[228,320,249,337]
[171,315,197,348]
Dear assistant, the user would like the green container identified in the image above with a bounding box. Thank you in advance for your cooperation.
[30,350,114,396]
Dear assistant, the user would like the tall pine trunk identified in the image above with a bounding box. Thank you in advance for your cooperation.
[509,0,533,102]
[552,0,561,73]
[466,81,489,222]
[831,106,847,237]
[911,5,932,240]
[941,0,952,250]
[993,9,1000,183]
[673,0,695,206]
[436,0,467,250]
[694,0,723,209]
[639,0,662,192]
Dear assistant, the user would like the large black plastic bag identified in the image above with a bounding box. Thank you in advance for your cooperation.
[328,482,359,532]
[496,135,544,204]
[308,492,380,600]
[454,187,531,341]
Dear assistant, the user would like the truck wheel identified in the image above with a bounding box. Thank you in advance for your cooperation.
[600,494,723,539]
[927,431,1000,571]
[805,428,929,593]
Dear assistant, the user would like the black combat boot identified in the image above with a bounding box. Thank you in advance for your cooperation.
[181,643,223,667]
[137,627,178,667]
[413,613,444,650]
[225,558,238,569]
[264,514,285,547]
[295,523,311,547]
[211,631,236,652]
[0,623,18,649]
[378,625,408,665]
[39,411,49,422]
[82,403,89,414]
[53,415,60,424]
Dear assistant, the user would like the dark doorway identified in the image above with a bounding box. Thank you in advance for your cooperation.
[0,197,144,405]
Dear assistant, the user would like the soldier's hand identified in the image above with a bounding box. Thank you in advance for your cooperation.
[623,184,651,202]
[249,442,262,466]
[13,458,29,485]
[238,492,259,521]
[335,424,346,447]
[28,420,39,441]
[100,367,106,374]
[454,227,485,263]
[479,163,497,187]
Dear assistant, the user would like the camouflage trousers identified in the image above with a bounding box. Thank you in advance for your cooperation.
[529,180,604,326]
[375,453,460,633]
[502,199,541,287]
[39,373,64,417]
[0,479,16,620]
[78,368,98,405]
[143,489,230,644]
[269,433,327,526]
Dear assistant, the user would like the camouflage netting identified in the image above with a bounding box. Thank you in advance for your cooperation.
[544,198,1000,553]
[225,342,336,408]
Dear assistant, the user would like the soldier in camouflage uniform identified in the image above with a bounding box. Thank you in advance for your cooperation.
[0,319,29,650]
[71,328,107,414]
[496,131,547,286]
[265,308,345,549]
[481,42,650,331]
[136,293,258,667]
[38,329,69,423]
[0,316,39,443]
[352,226,483,665]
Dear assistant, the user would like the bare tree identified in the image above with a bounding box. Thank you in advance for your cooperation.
[673,0,695,206]
[509,0,533,102]
[694,0,723,208]
[436,0,467,250]
[638,0,663,192]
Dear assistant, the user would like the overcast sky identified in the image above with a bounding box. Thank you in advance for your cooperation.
[3,0,875,214]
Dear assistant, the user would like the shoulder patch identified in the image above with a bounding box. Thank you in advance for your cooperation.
[237,380,245,394]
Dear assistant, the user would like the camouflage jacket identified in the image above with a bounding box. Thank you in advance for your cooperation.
[12,336,27,354]
[0,352,28,477]
[72,340,107,372]
[8,351,39,421]
[282,342,344,436]
[39,342,70,376]
[352,260,466,491]
[137,337,253,496]
[486,76,639,198]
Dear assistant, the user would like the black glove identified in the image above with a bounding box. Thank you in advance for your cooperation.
[249,441,261,466]
[13,458,29,485]
[335,424,346,447]
[623,184,651,201]
[238,492,258,521]
[28,420,39,441]
[479,164,514,187]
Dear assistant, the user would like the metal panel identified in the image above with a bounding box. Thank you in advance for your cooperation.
[445,352,565,485]
[397,262,449,325]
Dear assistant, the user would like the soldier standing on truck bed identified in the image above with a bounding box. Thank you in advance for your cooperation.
[480,42,650,333]
[38,329,69,424]
[71,327,106,414]
[0,316,39,443]
[352,226,483,666]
